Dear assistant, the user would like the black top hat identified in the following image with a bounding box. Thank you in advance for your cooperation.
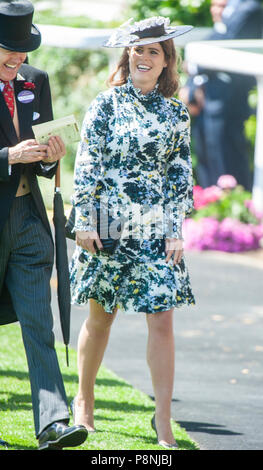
[0,0,41,52]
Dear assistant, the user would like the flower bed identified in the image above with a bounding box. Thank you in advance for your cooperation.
[183,175,263,252]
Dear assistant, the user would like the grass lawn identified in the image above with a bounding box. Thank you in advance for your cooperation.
[0,323,199,451]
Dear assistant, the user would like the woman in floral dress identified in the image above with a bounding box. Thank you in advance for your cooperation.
[69,17,195,448]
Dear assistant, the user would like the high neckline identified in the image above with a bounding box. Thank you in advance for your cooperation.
[125,75,160,101]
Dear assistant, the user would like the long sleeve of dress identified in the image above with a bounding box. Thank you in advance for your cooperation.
[163,103,194,239]
[72,94,108,232]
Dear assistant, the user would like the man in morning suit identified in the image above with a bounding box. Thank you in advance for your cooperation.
[0,0,88,450]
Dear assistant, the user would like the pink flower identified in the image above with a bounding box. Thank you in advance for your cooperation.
[217,174,237,190]
[193,185,206,210]
[193,185,222,210]
[203,185,222,204]
[244,199,263,221]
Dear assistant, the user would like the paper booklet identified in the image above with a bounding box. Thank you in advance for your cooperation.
[32,114,80,145]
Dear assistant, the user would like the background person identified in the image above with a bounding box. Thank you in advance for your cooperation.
[179,0,263,190]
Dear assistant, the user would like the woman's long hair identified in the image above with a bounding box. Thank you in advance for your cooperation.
[107,39,180,98]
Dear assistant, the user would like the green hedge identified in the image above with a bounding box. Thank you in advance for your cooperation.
[130,0,213,26]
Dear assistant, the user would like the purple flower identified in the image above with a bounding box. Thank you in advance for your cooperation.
[183,217,263,252]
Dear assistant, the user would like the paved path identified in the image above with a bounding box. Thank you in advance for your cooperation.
[52,243,263,450]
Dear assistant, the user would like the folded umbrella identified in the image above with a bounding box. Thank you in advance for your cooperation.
[52,161,71,366]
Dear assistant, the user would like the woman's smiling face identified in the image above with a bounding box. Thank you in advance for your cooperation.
[0,47,26,81]
[128,43,167,94]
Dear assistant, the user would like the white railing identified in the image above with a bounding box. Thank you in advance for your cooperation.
[36,23,211,49]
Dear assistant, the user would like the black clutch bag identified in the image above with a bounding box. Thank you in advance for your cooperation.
[65,206,122,255]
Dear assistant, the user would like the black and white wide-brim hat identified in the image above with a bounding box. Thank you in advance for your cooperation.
[103,16,193,48]
[0,0,41,52]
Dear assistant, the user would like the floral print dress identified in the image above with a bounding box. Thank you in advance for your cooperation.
[69,77,195,314]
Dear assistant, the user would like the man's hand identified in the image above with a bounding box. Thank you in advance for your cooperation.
[8,139,48,165]
[43,135,66,163]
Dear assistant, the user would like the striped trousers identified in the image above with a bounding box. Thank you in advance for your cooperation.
[0,194,69,437]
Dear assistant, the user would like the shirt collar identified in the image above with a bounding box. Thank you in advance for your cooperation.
[0,80,14,91]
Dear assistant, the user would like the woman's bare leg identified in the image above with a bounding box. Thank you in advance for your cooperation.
[146,309,176,445]
[74,299,116,431]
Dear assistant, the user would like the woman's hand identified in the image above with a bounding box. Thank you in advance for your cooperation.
[165,238,184,265]
[43,135,66,163]
[76,230,103,253]
[8,139,48,164]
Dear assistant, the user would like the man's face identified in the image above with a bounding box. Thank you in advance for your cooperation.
[210,0,227,23]
[0,47,26,81]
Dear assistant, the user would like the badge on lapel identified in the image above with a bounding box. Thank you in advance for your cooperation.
[17,90,35,103]
[17,80,36,104]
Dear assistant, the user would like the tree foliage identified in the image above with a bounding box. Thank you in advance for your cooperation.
[129,0,212,27]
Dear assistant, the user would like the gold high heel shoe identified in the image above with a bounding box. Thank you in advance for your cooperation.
[151,414,178,449]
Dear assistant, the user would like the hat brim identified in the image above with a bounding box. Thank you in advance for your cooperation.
[0,24,41,52]
[103,25,193,48]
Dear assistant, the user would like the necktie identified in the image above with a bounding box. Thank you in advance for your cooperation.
[1,81,14,118]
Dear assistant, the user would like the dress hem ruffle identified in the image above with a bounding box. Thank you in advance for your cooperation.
[71,295,195,315]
